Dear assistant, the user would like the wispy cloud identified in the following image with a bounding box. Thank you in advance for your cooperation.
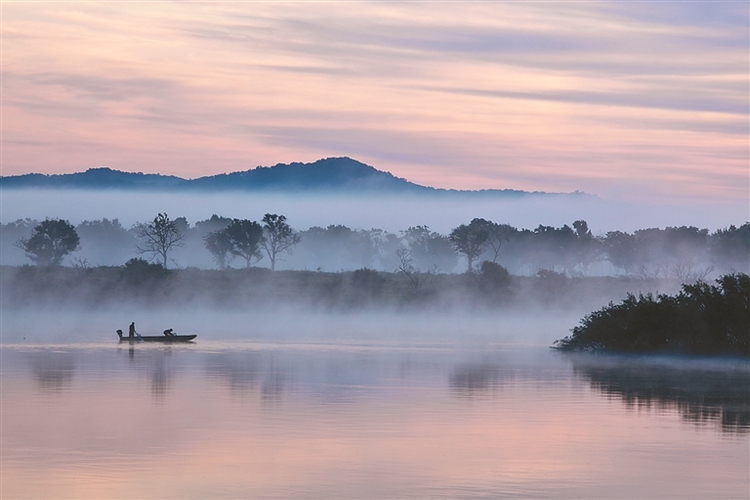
[2,1,747,203]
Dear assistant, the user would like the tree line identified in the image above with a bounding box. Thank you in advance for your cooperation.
[11,213,300,271]
[4,214,748,277]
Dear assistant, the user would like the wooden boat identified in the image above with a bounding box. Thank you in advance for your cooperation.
[116,330,197,343]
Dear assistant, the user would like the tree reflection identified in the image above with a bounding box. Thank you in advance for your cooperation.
[119,346,175,401]
[28,351,76,391]
[261,362,289,403]
[204,352,262,393]
[204,352,291,403]
[449,363,513,397]
[571,356,750,434]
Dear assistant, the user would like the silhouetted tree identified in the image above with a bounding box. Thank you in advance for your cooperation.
[225,219,264,268]
[194,214,233,235]
[449,219,489,272]
[189,214,233,269]
[297,225,368,271]
[366,228,402,271]
[572,220,591,238]
[134,213,185,268]
[401,225,457,272]
[75,218,135,266]
[571,219,600,273]
[478,260,512,294]
[15,218,80,266]
[709,223,750,273]
[472,219,515,263]
[529,224,579,271]
[204,229,234,270]
[261,214,300,270]
[603,230,638,273]
[630,226,709,277]
[120,257,168,285]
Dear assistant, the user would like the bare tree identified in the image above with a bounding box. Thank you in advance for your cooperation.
[260,214,300,270]
[396,247,437,291]
[135,213,185,268]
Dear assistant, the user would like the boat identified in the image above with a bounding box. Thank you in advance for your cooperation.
[116,330,197,343]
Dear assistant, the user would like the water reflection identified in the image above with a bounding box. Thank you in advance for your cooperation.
[449,363,514,396]
[571,356,750,434]
[261,361,290,402]
[203,349,393,405]
[204,351,294,404]
[118,345,176,401]
[2,344,748,499]
[205,351,262,393]
[28,350,77,391]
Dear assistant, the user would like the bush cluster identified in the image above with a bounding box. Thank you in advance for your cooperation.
[554,273,750,356]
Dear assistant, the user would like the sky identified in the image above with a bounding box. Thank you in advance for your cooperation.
[2,1,748,204]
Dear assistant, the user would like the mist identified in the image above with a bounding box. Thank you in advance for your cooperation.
[0,261,677,348]
[2,188,745,235]
[0,305,584,347]
[2,187,746,349]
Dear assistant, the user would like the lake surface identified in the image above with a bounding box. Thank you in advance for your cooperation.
[2,340,748,499]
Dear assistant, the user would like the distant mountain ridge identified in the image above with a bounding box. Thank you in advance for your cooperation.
[0,157,586,197]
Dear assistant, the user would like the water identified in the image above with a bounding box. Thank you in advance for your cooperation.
[2,340,748,499]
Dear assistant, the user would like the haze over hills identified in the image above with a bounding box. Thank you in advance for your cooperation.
[0,157,587,198]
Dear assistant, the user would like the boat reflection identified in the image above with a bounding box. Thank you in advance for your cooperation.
[570,355,750,434]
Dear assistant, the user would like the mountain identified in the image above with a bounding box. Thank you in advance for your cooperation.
[0,169,186,190]
[0,157,582,197]
[190,157,430,193]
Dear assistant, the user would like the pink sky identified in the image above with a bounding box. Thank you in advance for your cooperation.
[2,2,748,203]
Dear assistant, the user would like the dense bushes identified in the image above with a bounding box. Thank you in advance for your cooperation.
[554,273,750,356]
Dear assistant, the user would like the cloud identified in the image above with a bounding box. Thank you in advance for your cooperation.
[2,2,747,203]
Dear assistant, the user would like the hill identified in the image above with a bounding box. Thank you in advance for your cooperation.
[0,157,580,197]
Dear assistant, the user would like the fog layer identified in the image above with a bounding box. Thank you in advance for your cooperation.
[2,189,745,235]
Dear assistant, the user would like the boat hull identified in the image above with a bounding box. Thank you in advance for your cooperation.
[119,335,197,343]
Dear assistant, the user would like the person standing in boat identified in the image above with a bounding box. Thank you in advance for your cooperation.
[129,322,137,339]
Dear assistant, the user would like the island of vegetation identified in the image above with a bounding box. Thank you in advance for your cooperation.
[553,273,750,357]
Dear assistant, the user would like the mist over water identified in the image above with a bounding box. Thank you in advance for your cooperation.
[1,305,583,347]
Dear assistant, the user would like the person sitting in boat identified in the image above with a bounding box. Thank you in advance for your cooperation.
[129,322,137,338]
[163,328,175,337]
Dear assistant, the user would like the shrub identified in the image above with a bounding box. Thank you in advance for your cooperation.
[554,273,749,356]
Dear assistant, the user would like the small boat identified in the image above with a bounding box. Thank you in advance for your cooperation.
[116,330,197,343]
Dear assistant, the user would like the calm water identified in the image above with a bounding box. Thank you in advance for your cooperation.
[1,340,748,499]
